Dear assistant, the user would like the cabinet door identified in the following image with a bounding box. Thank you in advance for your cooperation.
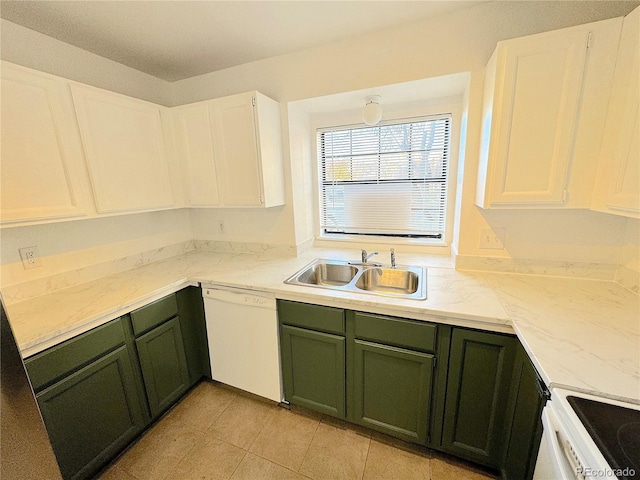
[210,92,263,206]
[280,324,345,418]
[592,7,640,217]
[352,340,434,444]
[135,317,190,418]
[176,287,211,384]
[482,29,590,206]
[172,102,220,206]
[501,346,548,480]
[37,346,145,480]
[71,84,174,213]
[1,63,87,223]
[442,329,516,467]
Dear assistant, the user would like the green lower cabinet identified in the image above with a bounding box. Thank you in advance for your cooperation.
[36,346,146,480]
[441,328,516,468]
[135,316,190,419]
[176,286,211,384]
[501,344,548,480]
[281,324,346,418]
[277,301,545,476]
[351,339,434,443]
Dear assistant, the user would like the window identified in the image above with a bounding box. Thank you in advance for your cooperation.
[318,115,451,239]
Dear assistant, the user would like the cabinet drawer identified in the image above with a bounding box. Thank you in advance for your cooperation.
[25,318,126,392]
[130,294,179,336]
[353,312,437,353]
[278,300,345,335]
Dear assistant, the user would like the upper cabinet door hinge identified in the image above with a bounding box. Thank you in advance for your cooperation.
[587,32,592,49]
[562,189,569,203]
[252,95,257,107]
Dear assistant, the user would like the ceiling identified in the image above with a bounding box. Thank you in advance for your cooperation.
[0,1,485,82]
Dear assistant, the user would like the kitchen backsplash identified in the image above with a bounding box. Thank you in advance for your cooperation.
[454,255,619,280]
[0,239,308,305]
[2,239,636,306]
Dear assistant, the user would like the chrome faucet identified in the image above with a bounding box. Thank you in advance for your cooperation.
[361,249,379,263]
[390,248,396,268]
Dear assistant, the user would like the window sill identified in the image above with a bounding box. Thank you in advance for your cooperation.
[314,234,450,255]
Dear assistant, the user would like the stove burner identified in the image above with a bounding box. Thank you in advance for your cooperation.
[568,396,640,480]
[618,422,640,471]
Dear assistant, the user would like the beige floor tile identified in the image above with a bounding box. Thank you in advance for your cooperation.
[207,394,277,449]
[249,407,321,470]
[369,431,432,459]
[166,434,247,480]
[363,439,430,480]
[168,381,237,432]
[230,453,310,480]
[117,416,204,480]
[299,419,371,480]
[430,453,497,480]
[97,464,138,480]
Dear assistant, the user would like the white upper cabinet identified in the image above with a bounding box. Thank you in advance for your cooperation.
[211,92,285,207]
[71,84,175,214]
[172,102,220,206]
[172,91,285,208]
[476,18,623,208]
[591,7,640,218]
[1,63,88,224]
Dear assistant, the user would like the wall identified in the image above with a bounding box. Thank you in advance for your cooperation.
[617,219,640,293]
[171,0,638,272]
[0,20,186,299]
[0,210,193,302]
[1,1,638,291]
[0,19,172,105]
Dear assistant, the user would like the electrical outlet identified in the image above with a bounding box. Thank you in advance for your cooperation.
[19,246,42,269]
[479,228,506,250]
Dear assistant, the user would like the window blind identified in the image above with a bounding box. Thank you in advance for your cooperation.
[318,115,451,238]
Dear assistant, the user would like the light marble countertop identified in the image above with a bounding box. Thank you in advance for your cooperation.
[4,247,639,404]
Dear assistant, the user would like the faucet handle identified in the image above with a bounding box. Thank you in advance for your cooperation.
[390,248,396,268]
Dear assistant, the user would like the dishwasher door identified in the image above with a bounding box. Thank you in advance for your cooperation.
[202,286,282,403]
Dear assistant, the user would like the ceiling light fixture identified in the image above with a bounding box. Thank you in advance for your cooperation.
[362,95,382,126]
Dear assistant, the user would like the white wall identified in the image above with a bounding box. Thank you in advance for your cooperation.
[172,0,638,266]
[0,210,193,288]
[170,2,639,105]
[616,219,640,292]
[1,1,638,285]
[0,19,184,290]
[0,19,172,105]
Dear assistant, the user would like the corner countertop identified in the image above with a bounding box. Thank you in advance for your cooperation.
[4,247,639,404]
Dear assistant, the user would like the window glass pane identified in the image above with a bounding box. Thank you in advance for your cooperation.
[318,115,451,238]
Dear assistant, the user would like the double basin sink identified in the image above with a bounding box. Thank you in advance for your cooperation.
[284,259,427,300]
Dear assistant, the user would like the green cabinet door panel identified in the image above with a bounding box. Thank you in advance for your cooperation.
[281,324,346,418]
[25,318,126,392]
[501,345,547,480]
[176,286,211,383]
[36,346,146,480]
[135,316,190,418]
[352,312,437,353]
[130,294,179,336]
[352,339,434,443]
[278,300,345,334]
[442,329,516,467]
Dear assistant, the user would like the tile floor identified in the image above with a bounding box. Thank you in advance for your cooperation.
[99,381,498,480]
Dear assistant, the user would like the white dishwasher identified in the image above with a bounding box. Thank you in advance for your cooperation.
[202,285,283,403]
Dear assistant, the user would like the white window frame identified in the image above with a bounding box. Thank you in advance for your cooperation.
[311,102,461,253]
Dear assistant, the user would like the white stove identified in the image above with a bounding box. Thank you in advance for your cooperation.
[534,388,639,480]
